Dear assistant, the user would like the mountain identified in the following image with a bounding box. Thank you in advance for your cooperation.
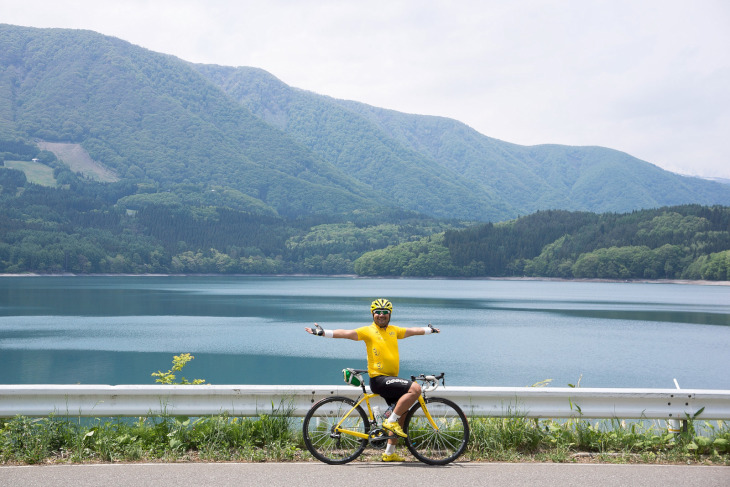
[0,24,377,218]
[194,65,730,218]
[194,65,510,221]
[3,23,730,222]
[705,177,730,186]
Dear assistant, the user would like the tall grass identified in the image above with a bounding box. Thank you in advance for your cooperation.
[1,402,301,464]
[467,415,730,464]
[2,413,728,465]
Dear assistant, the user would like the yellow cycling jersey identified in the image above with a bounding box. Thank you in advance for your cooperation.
[356,323,406,378]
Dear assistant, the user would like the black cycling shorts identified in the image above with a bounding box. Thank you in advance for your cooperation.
[370,375,413,407]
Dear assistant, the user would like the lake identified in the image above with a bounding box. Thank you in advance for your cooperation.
[0,276,728,389]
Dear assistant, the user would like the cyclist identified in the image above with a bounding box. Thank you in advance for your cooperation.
[305,298,440,462]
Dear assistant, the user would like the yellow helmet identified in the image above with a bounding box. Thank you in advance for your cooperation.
[370,298,393,313]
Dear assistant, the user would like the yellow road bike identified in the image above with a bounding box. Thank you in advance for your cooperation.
[302,369,469,465]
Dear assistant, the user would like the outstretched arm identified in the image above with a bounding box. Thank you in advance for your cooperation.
[305,323,358,341]
[404,323,440,338]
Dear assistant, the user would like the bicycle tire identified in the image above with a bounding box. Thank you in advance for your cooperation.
[302,396,370,464]
[404,396,469,465]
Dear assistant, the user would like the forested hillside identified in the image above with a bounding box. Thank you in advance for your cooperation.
[196,64,730,218]
[353,205,730,280]
[0,24,379,218]
[0,161,459,274]
[194,65,510,220]
[1,25,729,279]
[3,23,730,222]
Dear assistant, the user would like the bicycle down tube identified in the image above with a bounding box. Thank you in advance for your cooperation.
[333,393,378,440]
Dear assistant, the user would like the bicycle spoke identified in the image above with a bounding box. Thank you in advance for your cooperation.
[303,397,369,464]
[405,397,469,465]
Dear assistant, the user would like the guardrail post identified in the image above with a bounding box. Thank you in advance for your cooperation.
[668,379,682,435]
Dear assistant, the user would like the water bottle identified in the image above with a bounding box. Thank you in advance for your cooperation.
[384,406,393,419]
[372,405,382,422]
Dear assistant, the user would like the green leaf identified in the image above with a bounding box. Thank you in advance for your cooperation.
[712,438,729,452]
[695,436,712,449]
[692,407,705,419]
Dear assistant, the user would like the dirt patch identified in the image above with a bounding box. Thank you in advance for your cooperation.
[37,141,119,182]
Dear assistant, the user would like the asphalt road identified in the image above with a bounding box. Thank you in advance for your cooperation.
[1,462,728,487]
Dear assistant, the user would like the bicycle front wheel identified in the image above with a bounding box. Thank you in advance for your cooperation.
[404,397,469,465]
[302,396,369,464]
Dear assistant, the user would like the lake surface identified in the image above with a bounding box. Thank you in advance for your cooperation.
[1,276,728,389]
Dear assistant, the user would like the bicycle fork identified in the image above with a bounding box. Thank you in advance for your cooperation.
[418,395,440,430]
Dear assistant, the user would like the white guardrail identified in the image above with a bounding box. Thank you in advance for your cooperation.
[1,385,730,420]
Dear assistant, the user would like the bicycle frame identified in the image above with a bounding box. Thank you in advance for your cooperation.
[332,392,440,440]
[304,371,468,465]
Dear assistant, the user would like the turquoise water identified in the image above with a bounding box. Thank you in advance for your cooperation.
[1,276,728,389]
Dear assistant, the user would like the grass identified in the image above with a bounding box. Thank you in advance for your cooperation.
[466,416,730,464]
[2,412,729,465]
[0,412,302,464]
[3,160,57,187]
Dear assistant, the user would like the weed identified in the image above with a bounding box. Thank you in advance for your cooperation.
[2,410,728,465]
[151,353,206,385]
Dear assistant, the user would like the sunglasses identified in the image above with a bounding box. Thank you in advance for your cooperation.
[373,310,390,315]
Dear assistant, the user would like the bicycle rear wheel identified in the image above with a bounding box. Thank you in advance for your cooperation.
[404,397,469,465]
[302,396,369,464]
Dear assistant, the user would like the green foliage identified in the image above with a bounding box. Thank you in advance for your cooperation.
[0,167,27,194]
[467,416,730,463]
[0,416,73,464]
[199,65,730,221]
[287,220,457,274]
[468,415,544,456]
[354,234,457,276]
[1,24,378,218]
[2,25,730,277]
[5,24,730,224]
[0,161,468,274]
[684,250,730,281]
[3,160,56,186]
[0,407,301,463]
[358,205,730,279]
[151,353,206,385]
[3,413,727,465]
[0,138,40,160]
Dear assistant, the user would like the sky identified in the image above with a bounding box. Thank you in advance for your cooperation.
[3,0,730,179]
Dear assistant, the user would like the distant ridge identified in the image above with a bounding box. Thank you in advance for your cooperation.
[1,23,730,221]
[195,64,730,219]
[705,177,730,186]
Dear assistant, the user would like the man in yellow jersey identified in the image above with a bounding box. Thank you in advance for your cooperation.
[305,298,440,462]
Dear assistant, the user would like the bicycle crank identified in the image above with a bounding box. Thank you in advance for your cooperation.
[368,428,390,448]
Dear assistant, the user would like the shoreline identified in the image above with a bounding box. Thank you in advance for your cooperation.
[1,272,728,286]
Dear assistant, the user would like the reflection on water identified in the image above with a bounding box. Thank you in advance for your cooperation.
[1,276,729,389]
[0,349,354,386]
[494,306,730,326]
